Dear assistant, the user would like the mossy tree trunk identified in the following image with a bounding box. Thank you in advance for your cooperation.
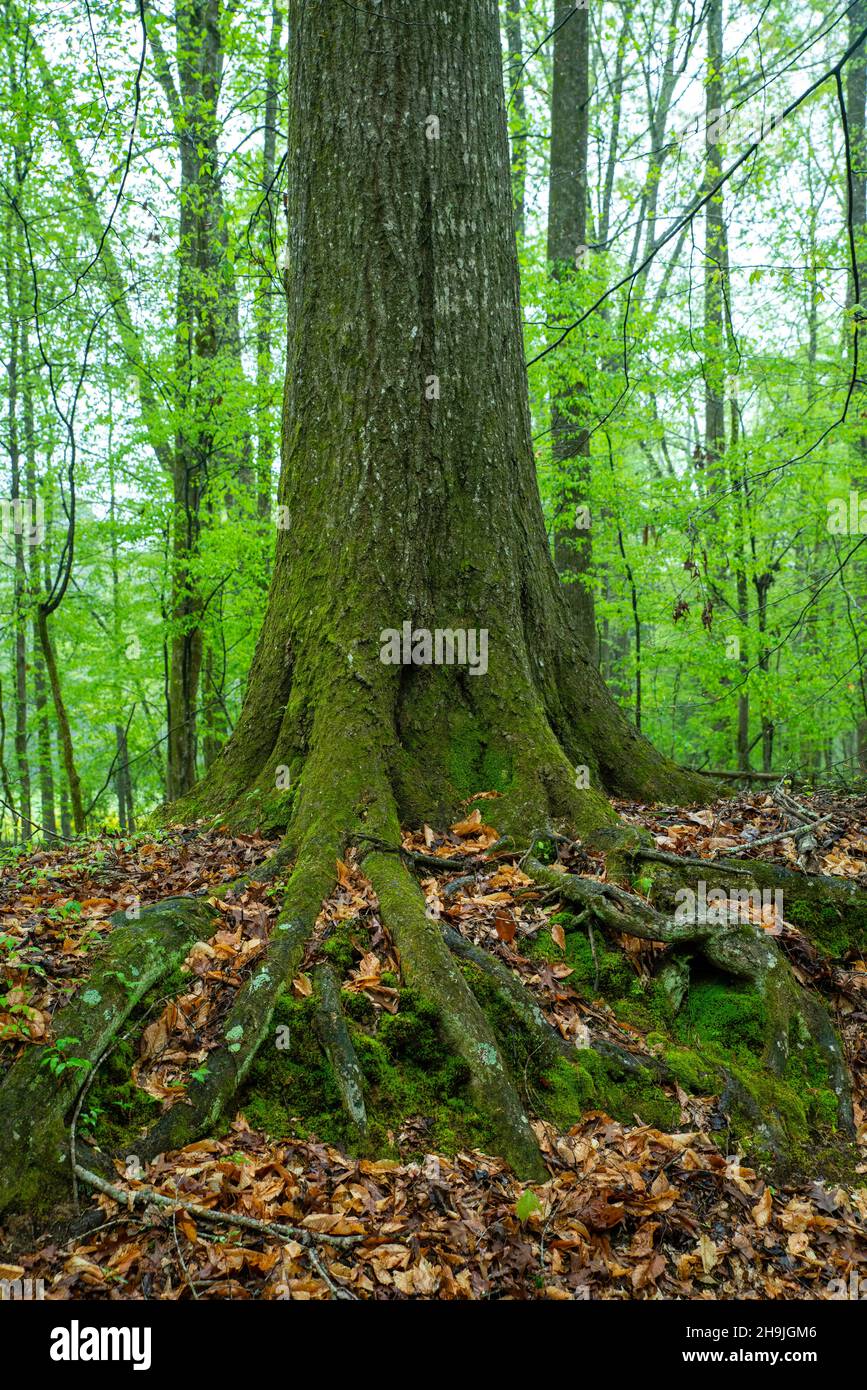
[163,0,705,1182]
[192,0,706,846]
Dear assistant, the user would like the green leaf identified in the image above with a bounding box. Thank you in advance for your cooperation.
[515,1190,542,1223]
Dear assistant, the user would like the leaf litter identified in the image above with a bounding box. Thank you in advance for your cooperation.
[2,800,866,1299]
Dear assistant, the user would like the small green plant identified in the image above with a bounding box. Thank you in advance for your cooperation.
[46,900,84,926]
[532,838,556,865]
[515,1189,542,1222]
[39,1037,92,1078]
[79,1101,104,1133]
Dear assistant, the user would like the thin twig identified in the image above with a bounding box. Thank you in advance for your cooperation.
[74,1164,363,1251]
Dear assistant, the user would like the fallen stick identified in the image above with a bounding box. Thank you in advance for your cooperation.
[74,1164,363,1253]
[722,813,834,857]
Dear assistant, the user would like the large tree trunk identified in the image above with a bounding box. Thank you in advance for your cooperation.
[156,0,704,1179]
[191,0,702,847]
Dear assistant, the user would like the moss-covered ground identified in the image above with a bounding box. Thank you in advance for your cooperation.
[522,911,854,1177]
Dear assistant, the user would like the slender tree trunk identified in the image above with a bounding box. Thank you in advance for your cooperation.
[36,609,84,834]
[703,0,726,477]
[847,0,867,770]
[703,0,746,764]
[31,650,55,835]
[547,1,595,656]
[149,0,253,797]
[107,425,134,832]
[21,310,56,836]
[256,0,284,525]
[114,724,134,834]
[59,773,72,840]
[0,680,17,839]
[5,214,31,839]
[201,622,229,770]
[504,1,526,242]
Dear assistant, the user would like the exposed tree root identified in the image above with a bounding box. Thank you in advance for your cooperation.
[0,895,219,1215]
[313,963,367,1137]
[438,922,669,1084]
[583,825,867,948]
[631,847,867,955]
[525,855,854,1155]
[2,751,858,1221]
[133,843,336,1164]
[133,726,554,1183]
[363,844,547,1181]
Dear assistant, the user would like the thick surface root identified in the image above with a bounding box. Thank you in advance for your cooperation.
[439,922,671,1085]
[313,963,367,1137]
[364,847,547,1181]
[134,844,336,1164]
[0,896,218,1216]
[526,855,854,1156]
[5,705,856,1220]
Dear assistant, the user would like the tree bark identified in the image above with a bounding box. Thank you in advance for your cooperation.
[255,0,284,525]
[189,0,704,844]
[504,1,526,243]
[148,0,254,798]
[36,609,84,834]
[152,0,708,1184]
[547,0,596,656]
[4,207,31,840]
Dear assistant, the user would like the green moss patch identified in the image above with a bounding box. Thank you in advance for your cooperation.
[85,1039,163,1152]
[447,717,514,800]
[239,990,495,1161]
[522,917,851,1171]
[460,956,680,1131]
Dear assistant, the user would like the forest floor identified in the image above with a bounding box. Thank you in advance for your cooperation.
[1,791,866,1300]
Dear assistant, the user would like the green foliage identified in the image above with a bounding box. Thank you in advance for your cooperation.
[39,1036,91,1079]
